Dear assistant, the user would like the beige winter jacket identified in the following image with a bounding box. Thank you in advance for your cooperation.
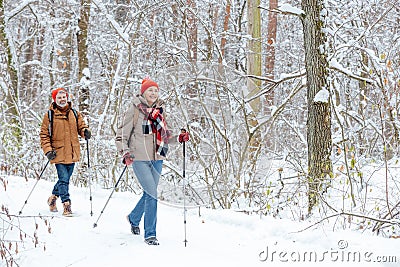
[115,95,171,161]
[40,102,88,164]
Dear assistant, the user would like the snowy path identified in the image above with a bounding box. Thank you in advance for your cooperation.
[1,175,399,267]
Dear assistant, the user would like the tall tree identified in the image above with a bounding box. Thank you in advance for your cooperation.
[301,0,332,213]
[246,0,261,114]
[186,0,197,61]
[265,0,278,107]
[246,0,262,183]
[219,0,231,64]
[0,1,21,147]
[265,0,278,78]
[55,3,74,86]
[78,0,92,116]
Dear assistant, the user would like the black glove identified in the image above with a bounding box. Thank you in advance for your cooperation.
[46,150,56,160]
[84,129,91,140]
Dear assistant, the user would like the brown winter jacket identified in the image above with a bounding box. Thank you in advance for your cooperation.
[40,102,88,164]
[115,95,175,161]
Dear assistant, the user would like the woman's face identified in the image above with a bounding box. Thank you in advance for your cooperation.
[143,86,159,106]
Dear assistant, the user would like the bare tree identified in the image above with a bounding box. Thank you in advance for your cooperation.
[301,0,332,213]
[265,0,278,106]
[246,0,262,178]
[0,1,22,164]
[265,0,278,78]
[246,0,262,114]
[219,0,231,64]
[78,0,92,116]
[186,0,198,61]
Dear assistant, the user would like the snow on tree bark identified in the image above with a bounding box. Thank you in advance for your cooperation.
[301,0,332,213]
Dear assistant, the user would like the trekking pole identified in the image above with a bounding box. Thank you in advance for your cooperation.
[93,165,127,228]
[181,129,188,247]
[19,159,50,215]
[87,139,93,216]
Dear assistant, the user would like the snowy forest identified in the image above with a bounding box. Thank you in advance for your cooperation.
[1,0,400,264]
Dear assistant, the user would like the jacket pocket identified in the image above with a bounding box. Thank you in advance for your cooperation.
[54,146,65,162]
[72,144,80,161]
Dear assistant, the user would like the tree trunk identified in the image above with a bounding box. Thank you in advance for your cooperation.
[246,0,262,113]
[186,0,197,61]
[20,36,34,100]
[265,0,278,79]
[78,0,91,117]
[219,0,231,64]
[204,3,217,61]
[0,1,21,145]
[301,0,332,213]
[115,0,130,24]
[265,0,278,107]
[245,0,262,190]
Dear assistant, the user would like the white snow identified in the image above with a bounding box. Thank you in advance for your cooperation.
[277,4,305,16]
[314,88,329,103]
[82,68,91,79]
[329,58,353,76]
[1,174,399,267]
[5,0,37,20]
[329,58,375,85]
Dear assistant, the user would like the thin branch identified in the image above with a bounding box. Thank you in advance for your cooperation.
[295,212,400,233]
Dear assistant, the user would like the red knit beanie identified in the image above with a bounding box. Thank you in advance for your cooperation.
[141,78,159,95]
[51,88,68,101]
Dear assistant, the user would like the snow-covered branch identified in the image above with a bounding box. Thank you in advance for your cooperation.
[259,3,305,17]
[244,69,306,103]
[329,58,375,85]
[5,0,38,21]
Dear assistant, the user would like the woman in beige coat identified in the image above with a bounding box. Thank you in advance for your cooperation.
[116,78,188,245]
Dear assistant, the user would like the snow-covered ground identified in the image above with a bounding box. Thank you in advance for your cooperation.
[1,174,399,267]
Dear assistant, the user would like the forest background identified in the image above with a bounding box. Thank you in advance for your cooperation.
[1,0,400,258]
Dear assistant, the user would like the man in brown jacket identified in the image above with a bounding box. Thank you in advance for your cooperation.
[40,88,91,216]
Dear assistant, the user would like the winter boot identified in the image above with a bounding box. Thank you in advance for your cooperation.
[126,215,140,235]
[144,237,159,246]
[47,194,58,212]
[62,201,72,217]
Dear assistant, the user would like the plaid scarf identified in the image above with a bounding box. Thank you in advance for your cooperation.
[137,103,171,157]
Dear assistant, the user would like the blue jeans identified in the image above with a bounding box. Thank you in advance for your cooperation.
[52,163,75,203]
[128,160,163,239]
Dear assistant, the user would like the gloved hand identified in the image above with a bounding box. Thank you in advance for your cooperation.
[122,152,134,166]
[84,129,91,140]
[178,129,190,143]
[46,150,56,160]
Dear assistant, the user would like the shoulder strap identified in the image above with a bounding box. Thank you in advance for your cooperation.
[127,106,140,147]
[48,110,54,143]
[71,108,79,134]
